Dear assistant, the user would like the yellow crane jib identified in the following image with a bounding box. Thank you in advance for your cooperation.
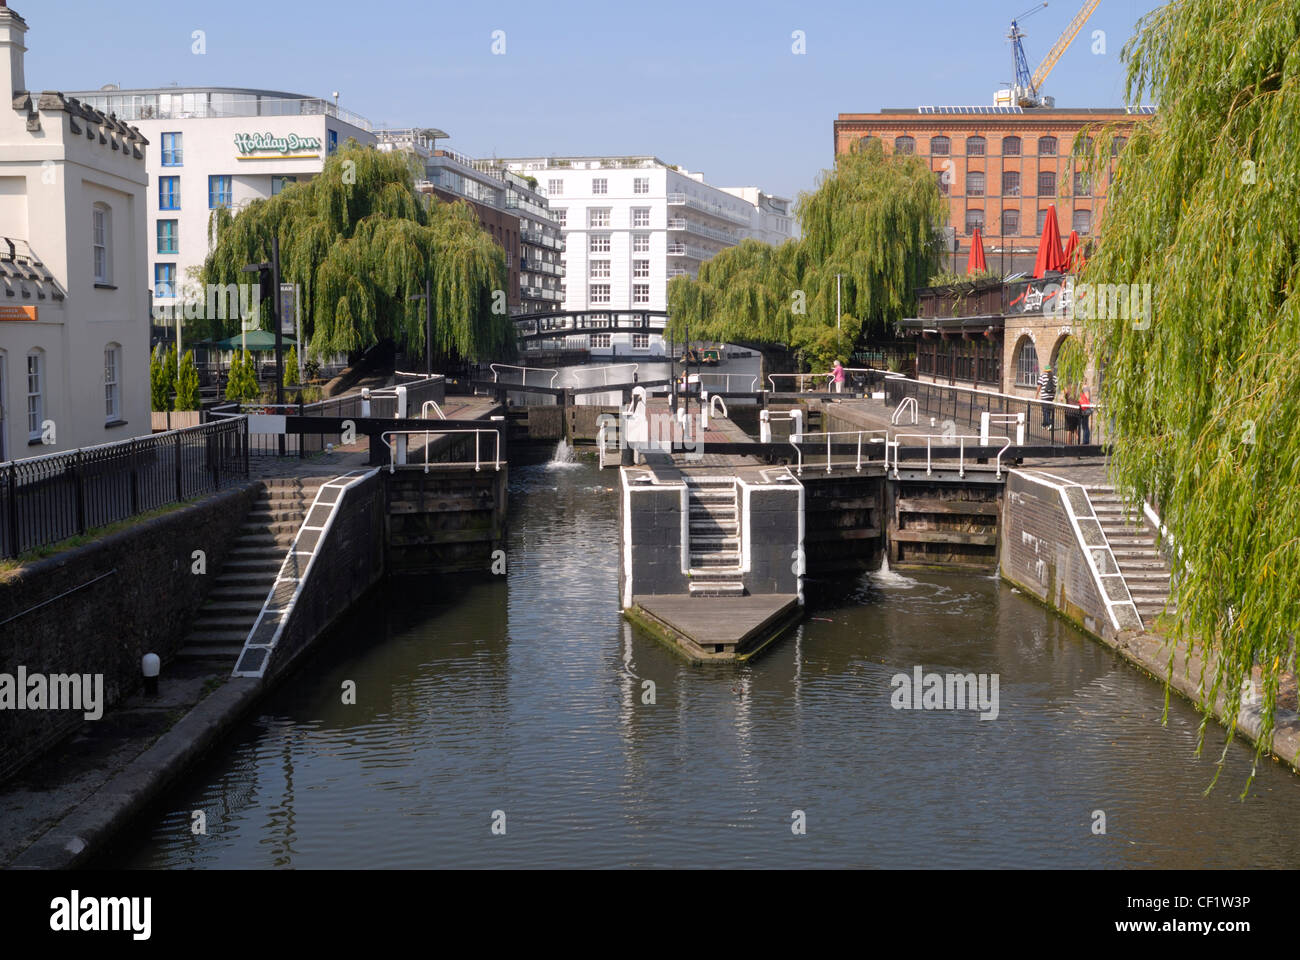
[1030,0,1102,95]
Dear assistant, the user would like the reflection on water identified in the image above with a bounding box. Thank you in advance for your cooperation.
[110,462,1300,869]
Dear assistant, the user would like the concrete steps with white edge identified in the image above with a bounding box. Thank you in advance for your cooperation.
[685,478,743,593]
[1086,484,1176,622]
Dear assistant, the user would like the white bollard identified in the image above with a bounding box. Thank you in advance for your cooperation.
[789,409,804,444]
[759,409,772,444]
[394,385,408,466]
[360,387,371,418]
[980,411,990,446]
[1016,412,1026,446]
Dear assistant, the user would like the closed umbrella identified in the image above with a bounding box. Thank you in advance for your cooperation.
[966,227,987,274]
[1062,230,1080,272]
[1033,205,1066,278]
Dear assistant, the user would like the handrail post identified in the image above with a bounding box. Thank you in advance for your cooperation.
[6,463,18,559]
[856,432,862,472]
[174,431,183,502]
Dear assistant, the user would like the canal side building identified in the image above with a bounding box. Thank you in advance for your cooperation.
[832,106,1153,275]
[0,2,151,458]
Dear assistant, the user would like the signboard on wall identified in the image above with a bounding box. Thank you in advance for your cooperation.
[279,283,298,335]
[0,305,37,321]
[234,132,323,159]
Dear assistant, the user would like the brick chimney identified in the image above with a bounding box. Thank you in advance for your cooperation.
[0,2,28,104]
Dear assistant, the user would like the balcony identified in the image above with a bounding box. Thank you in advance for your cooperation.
[667,217,739,245]
[666,242,713,261]
[666,192,753,227]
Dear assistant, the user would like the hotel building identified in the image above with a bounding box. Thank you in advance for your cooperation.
[0,2,150,458]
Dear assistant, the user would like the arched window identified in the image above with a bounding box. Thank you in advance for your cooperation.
[1015,337,1039,387]
[105,343,122,423]
[930,135,951,156]
[92,202,112,285]
[857,135,879,152]
[894,135,915,155]
[1038,136,1058,156]
[966,136,986,157]
[26,348,44,441]
[1002,136,1021,156]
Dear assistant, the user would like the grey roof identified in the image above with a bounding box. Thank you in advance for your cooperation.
[0,239,66,303]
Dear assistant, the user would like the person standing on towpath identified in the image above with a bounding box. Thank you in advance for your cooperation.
[1037,363,1057,434]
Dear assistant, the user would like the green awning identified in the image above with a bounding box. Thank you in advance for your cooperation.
[212,331,297,351]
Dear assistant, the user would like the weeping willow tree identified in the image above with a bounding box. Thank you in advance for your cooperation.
[1077,0,1300,790]
[201,143,514,364]
[667,140,945,370]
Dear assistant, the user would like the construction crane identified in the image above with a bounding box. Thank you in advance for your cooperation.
[995,0,1103,108]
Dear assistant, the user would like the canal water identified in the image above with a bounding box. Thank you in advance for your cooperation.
[110,460,1300,869]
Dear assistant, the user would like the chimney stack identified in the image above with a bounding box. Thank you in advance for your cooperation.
[0,3,27,104]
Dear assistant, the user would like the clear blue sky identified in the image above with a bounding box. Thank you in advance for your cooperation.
[24,0,1164,200]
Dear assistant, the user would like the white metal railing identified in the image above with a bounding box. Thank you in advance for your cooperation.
[490,363,559,387]
[380,429,501,474]
[790,430,889,476]
[665,192,754,227]
[768,368,874,393]
[980,411,1025,445]
[576,363,639,386]
[888,433,1012,480]
[696,372,758,393]
[892,397,918,425]
[422,400,446,420]
[700,393,729,429]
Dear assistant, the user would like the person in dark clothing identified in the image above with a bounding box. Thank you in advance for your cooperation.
[1078,385,1093,445]
[1037,364,1057,433]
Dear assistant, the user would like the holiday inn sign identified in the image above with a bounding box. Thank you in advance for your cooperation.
[234,132,323,157]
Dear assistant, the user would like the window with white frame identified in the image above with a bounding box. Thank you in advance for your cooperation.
[104,344,121,423]
[548,179,563,195]
[633,177,649,194]
[632,284,649,304]
[632,334,649,349]
[592,178,607,195]
[554,208,566,228]
[589,208,610,228]
[633,259,650,278]
[26,350,43,441]
[590,334,611,348]
[589,260,610,279]
[632,207,650,227]
[632,233,650,253]
[92,204,111,284]
[589,234,611,253]
[590,284,611,304]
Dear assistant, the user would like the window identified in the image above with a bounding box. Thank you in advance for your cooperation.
[857,135,878,151]
[161,132,183,166]
[155,263,177,299]
[1038,136,1058,156]
[590,285,610,304]
[1037,209,1049,234]
[1073,209,1092,235]
[592,178,608,195]
[272,175,297,196]
[1074,135,1093,157]
[1002,136,1021,156]
[1073,171,1091,196]
[937,170,949,195]
[966,171,985,196]
[930,136,951,156]
[548,179,563,195]
[632,333,649,349]
[1001,209,1020,235]
[159,176,180,210]
[209,175,233,209]
[964,209,984,235]
[26,350,43,441]
[104,344,120,423]
[1002,171,1021,196]
[1016,338,1040,387]
[632,284,649,304]
[966,136,986,157]
[633,259,650,278]
[633,177,649,194]
[1111,136,1128,157]
[92,204,110,284]
[632,233,650,253]
[893,135,915,155]
[632,207,650,228]
[589,260,610,279]
[589,234,610,253]
[591,334,611,348]
[1038,171,1057,197]
[554,209,567,228]
[157,219,178,254]
[589,208,610,228]
[328,130,338,155]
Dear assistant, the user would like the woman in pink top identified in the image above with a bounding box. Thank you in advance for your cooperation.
[830,360,845,394]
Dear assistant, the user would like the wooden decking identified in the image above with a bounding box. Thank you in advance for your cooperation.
[628,594,801,663]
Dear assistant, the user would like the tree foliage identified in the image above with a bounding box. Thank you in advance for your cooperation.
[225,350,260,402]
[1077,0,1300,788]
[283,345,300,386]
[666,140,945,370]
[149,345,171,412]
[201,143,514,364]
[175,350,200,411]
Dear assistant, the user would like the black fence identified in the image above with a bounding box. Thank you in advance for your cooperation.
[883,374,1099,447]
[0,418,248,559]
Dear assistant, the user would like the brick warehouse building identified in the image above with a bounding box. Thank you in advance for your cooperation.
[832,106,1154,276]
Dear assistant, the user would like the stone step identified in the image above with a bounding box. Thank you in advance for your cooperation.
[201,599,267,613]
[208,584,272,600]
[222,557,285,572]
[690,537,740,552]
[1127,582,1171,596]
[690,506,736,521]
[175,645,245,661]
[689,551,741,567]
[228,545,288,558]
[1106,535,1156,547]
[246,509,309,524]
[689,489,735,503]
[688,581,745,597]
[1121,569,1172,582]
[242,520,305,536]
[690,521,739,537]
[186,628,251,645]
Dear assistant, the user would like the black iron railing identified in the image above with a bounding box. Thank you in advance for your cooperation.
[0,418,248,559]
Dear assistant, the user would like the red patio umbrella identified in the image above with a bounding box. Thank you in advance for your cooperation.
[1033,205,1066,278]
[966,227,987,273]
[1062,230,1080,272]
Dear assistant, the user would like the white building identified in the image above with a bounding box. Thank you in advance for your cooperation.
[0,2,150,459]
[62,84,376,319]
[498,155,796,355]
[721,186,797,246]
